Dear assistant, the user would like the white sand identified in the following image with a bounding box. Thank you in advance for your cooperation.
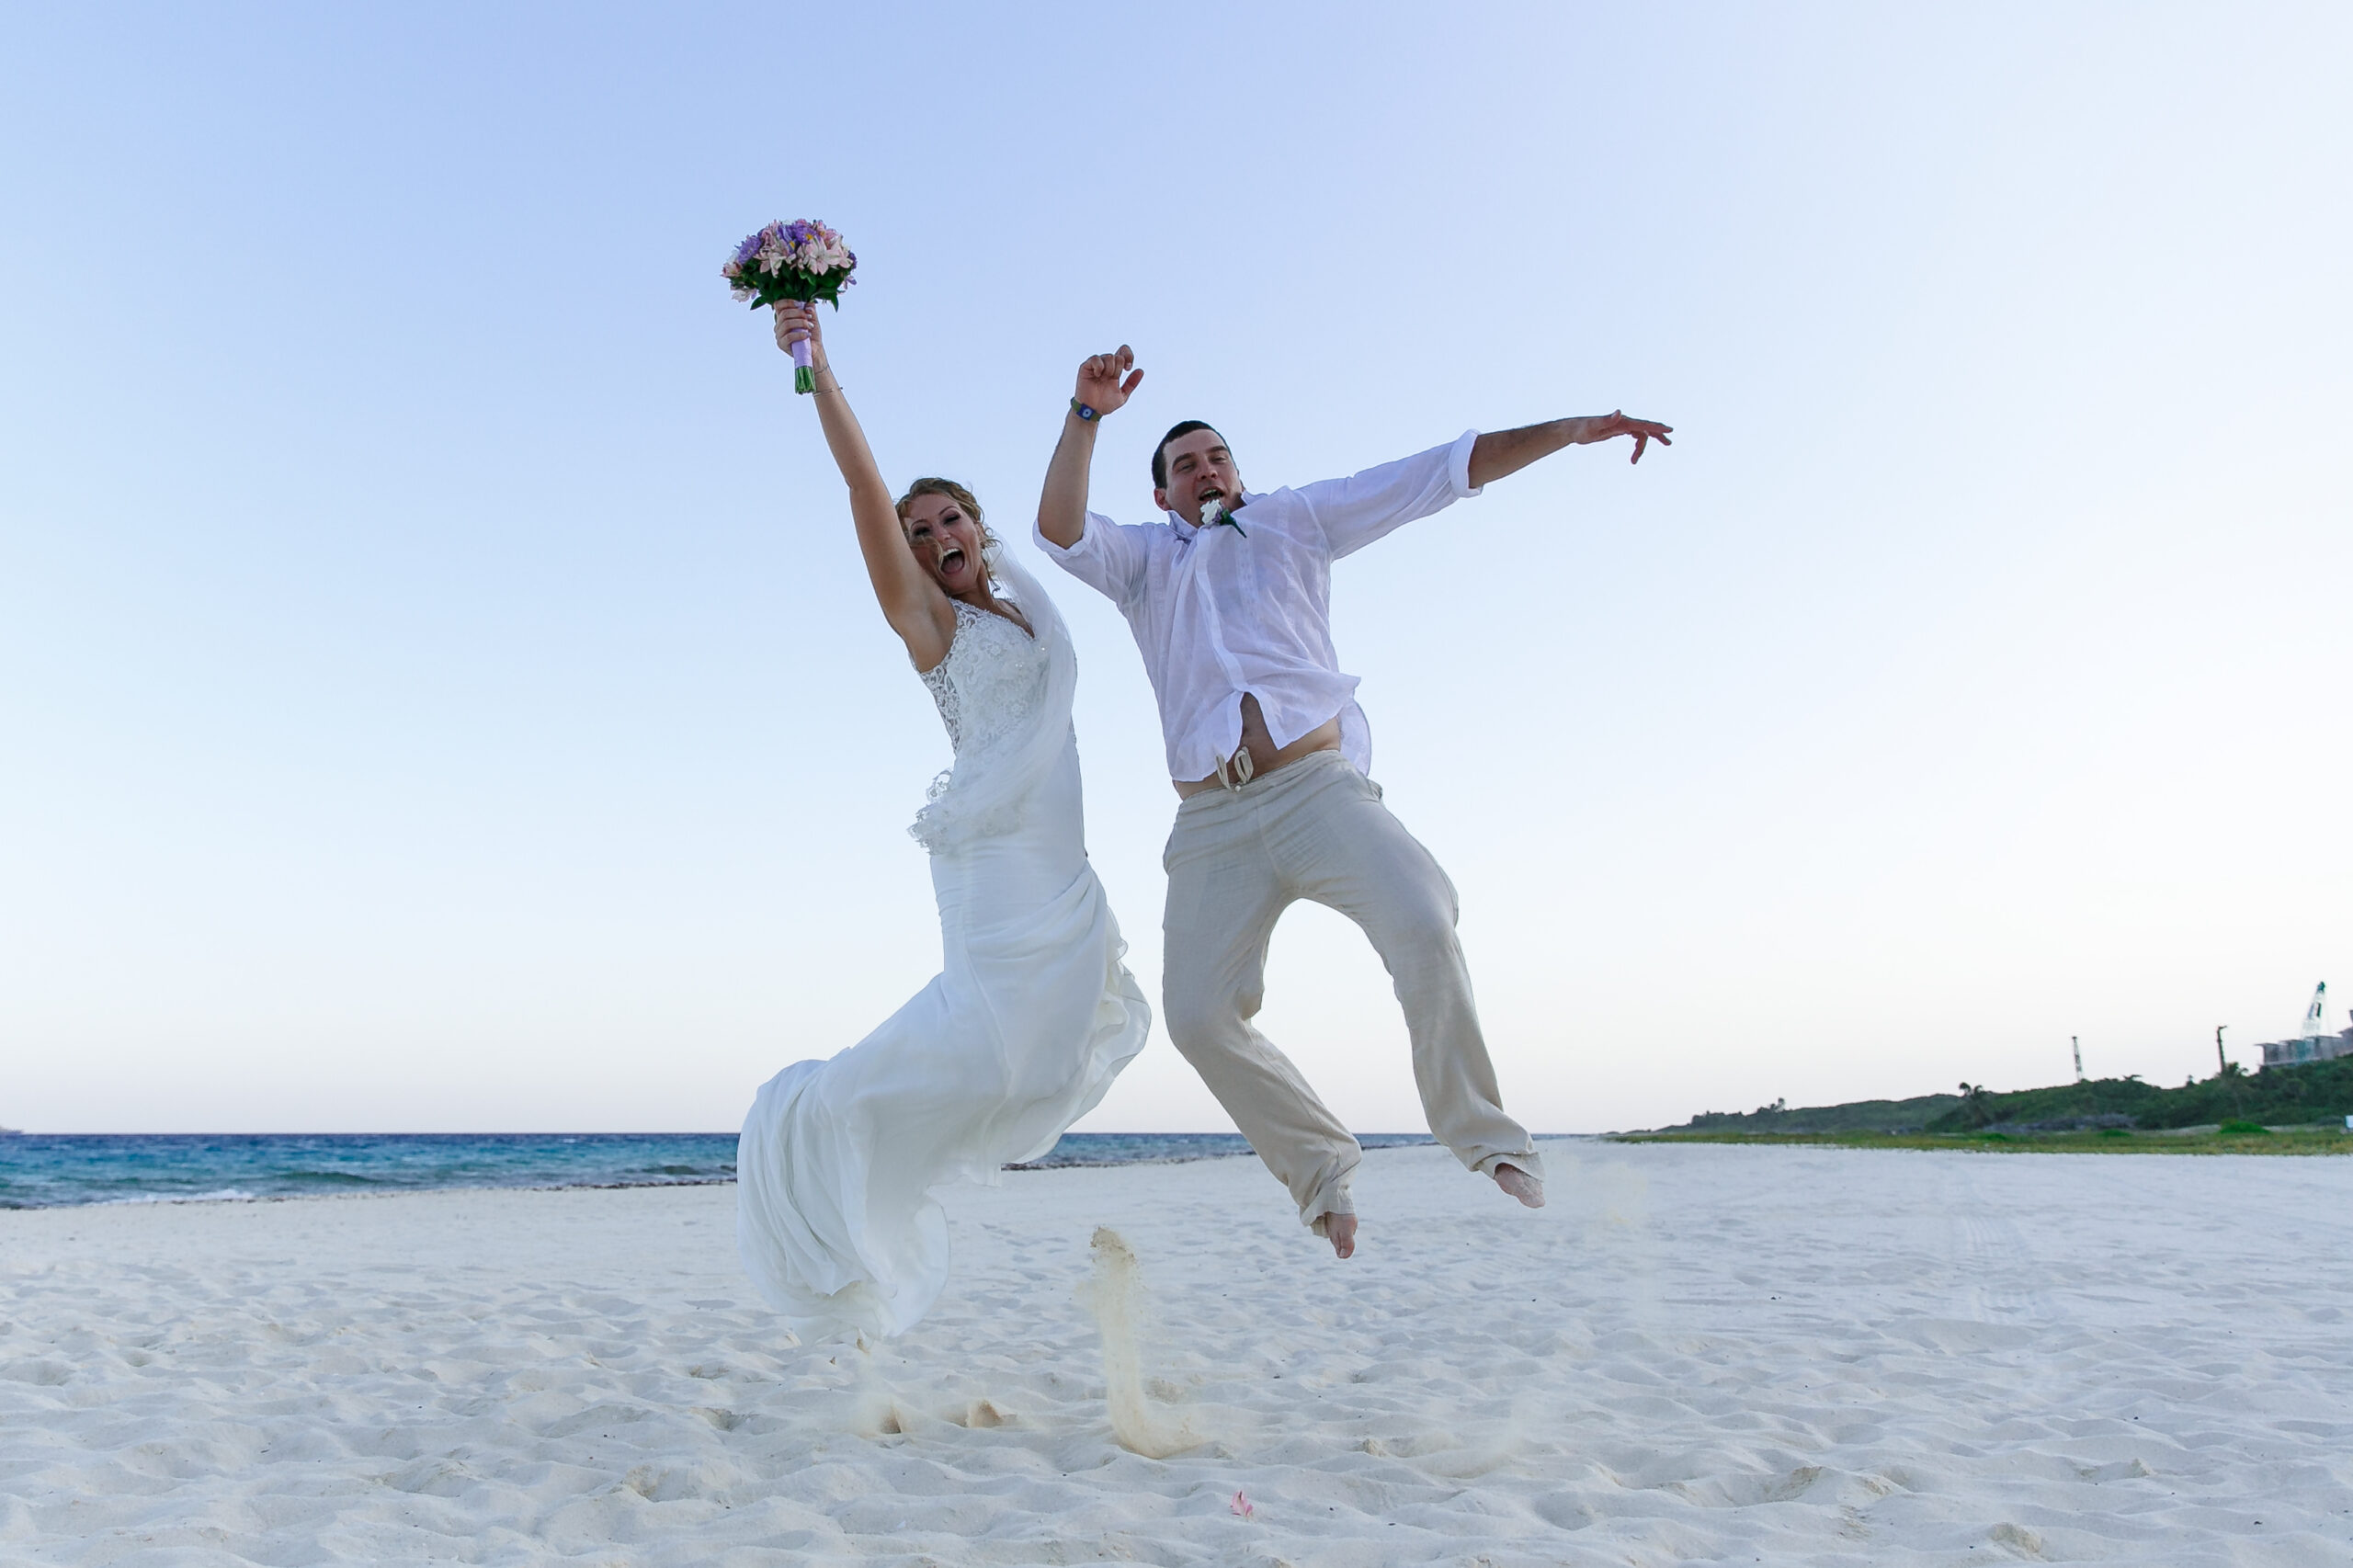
[4,1140,2349,1565]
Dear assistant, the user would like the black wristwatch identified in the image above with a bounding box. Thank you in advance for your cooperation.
[1070,398,1099,422]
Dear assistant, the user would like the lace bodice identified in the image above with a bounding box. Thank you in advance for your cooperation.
[919,599,1048,756]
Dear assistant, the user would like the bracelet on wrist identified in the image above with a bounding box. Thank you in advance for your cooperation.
[1070,398,1099,423]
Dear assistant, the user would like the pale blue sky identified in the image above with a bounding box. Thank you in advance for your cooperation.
[4,4,2347,1133]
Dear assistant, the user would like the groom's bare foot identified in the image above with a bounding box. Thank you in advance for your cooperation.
[1323,1212,1358,1259]
[1493,1163,1545,1209]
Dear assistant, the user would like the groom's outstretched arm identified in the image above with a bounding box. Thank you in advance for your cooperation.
[1036,346,1144,549]
[1468,412,1674,488]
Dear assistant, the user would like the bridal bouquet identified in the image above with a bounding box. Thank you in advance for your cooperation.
[725,220,858,393]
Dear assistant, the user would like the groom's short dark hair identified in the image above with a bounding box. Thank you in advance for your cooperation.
[1152,421,1227,489]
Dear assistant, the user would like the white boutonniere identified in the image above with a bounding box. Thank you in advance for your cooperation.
[1199,497,1245,537]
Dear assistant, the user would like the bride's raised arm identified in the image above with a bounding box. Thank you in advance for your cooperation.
[775,302,955,670]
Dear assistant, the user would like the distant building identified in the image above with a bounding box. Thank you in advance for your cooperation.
[2258,982,2353,1068]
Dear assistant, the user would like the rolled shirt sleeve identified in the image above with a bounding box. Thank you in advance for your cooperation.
[1293,429,1483,560]
[1033,510,1149,608]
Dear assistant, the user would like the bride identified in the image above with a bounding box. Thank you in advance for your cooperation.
[736,302,1151,1338]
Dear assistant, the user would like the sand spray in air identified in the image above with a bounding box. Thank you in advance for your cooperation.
[845,1337,910,1437]
[1087,1227,1200,1458]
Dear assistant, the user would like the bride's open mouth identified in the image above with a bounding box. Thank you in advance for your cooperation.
[937,545,968,577]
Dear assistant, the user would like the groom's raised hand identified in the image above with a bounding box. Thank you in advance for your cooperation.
[1040,347,1141,549]
[1074,346,1143,417]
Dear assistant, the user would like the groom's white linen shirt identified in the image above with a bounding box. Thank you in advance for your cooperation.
[1037,431,1482,781]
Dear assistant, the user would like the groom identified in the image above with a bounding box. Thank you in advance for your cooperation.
[1033,346,1670,1258]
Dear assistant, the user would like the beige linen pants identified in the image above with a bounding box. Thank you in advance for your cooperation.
[1161,750,1540,1228]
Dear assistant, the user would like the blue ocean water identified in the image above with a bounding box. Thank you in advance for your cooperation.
[0,1133,739,1210]
[1010,1131,1436,1169]
[0,1131,1437,1210]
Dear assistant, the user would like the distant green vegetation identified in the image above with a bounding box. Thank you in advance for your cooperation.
[1612,1124,2348,1155]
[1633,1056,2353,1154]
[1677,1093,1962,1134]
[1923,1057,2353,1132]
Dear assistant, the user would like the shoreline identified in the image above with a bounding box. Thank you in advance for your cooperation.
[13,1121,2346,1216]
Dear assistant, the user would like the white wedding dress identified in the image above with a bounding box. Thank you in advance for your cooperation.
[736,554,1151,1337]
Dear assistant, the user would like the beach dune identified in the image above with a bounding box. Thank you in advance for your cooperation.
[2,1141,2347,1564]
